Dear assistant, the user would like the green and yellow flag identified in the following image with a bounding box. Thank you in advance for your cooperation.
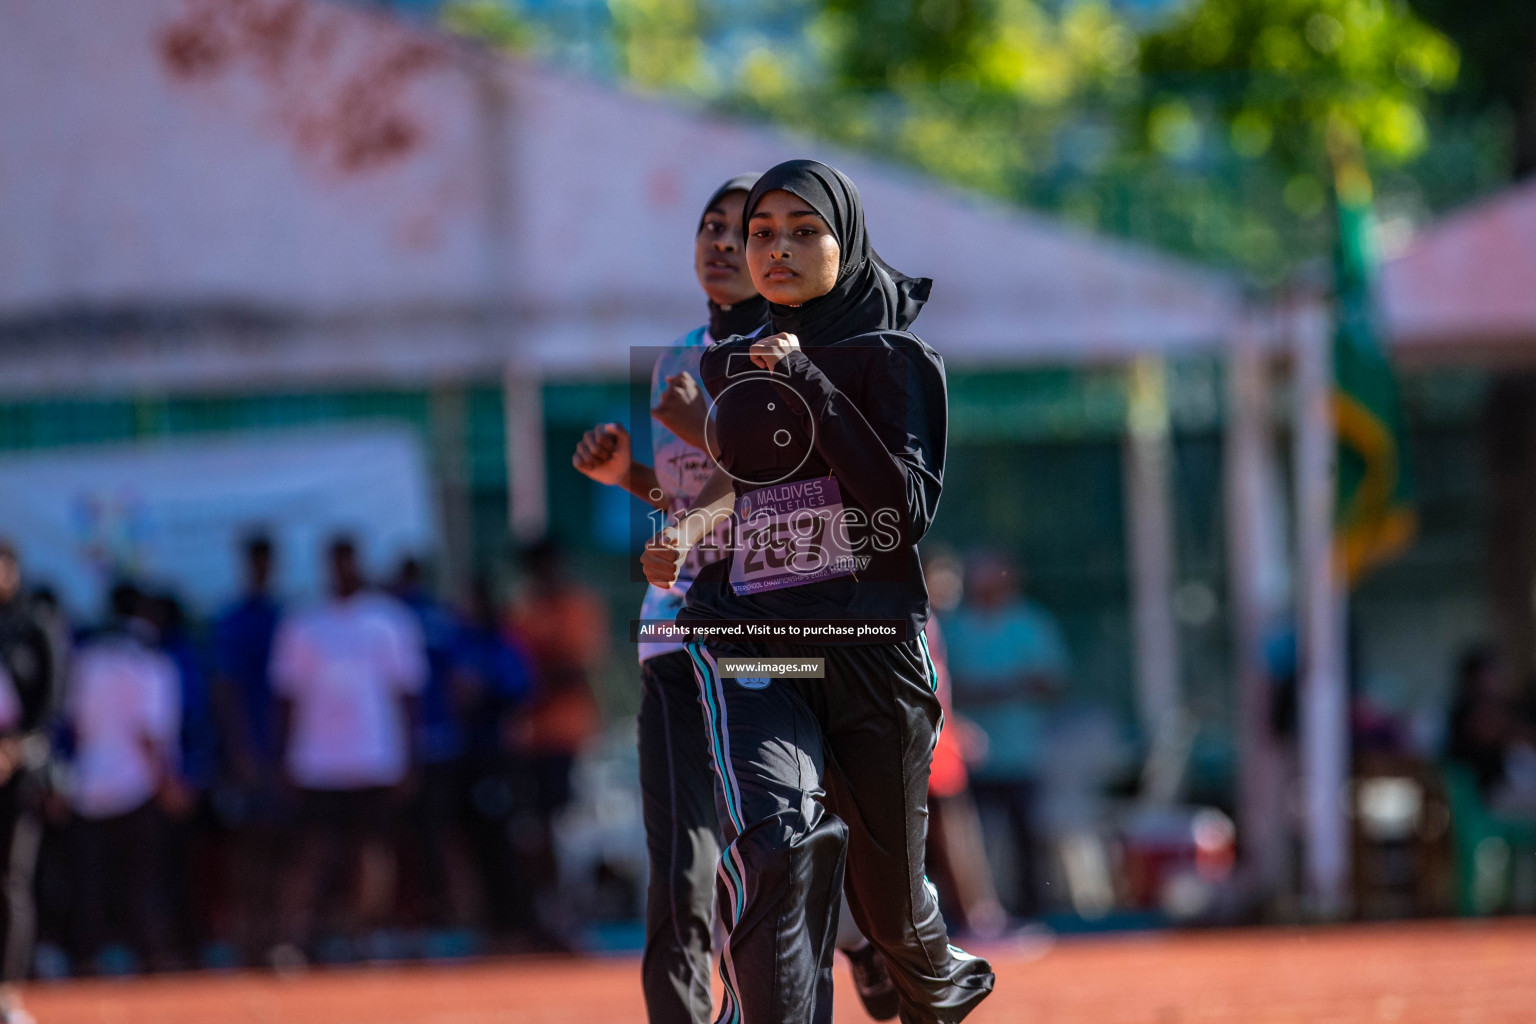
[1329,129,1416,585]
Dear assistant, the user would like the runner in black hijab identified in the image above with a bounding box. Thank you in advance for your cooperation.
[739,158,930,346]
[645,158,996,1024]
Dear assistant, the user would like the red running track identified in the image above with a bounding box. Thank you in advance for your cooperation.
[20,920,1536,1023]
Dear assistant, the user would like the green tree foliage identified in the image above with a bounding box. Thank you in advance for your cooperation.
[1141,0,1458,170]
[1131,0,1461,277]
[441,1,1494,282]
[440,0,533,51]
[817,0,990,92]
[609,0,709,93]
[748,1,1145,197]
[816,0,1138,103]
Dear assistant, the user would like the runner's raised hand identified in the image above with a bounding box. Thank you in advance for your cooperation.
[642,526,685,589]
[652,371,709,450]
[749,332,801,372]
[572,423,631,487]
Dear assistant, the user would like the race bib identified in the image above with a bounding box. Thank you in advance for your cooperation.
[729,477,857,596]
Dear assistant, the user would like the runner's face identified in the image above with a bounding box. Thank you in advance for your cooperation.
[695,190,758,307]
[746,190,840,306]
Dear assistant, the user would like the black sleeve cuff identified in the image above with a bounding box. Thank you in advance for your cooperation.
[776,349,837,420]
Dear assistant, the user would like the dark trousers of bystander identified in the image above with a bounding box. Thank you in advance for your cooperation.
[968,779,1041,918]
[461,753,535,938]
[215,778,294,963]
[0,779,41,982]
[71,800,172,971]
[404,760,476,930]
[279,787,399,952]
[228,819,288,960]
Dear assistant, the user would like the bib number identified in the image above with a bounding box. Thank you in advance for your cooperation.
[729,477,857,596]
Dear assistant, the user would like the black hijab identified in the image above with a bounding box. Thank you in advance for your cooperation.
[742,159,931,347]
[698,174,770,340]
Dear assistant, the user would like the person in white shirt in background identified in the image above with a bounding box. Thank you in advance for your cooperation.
[270,536,426,967]
[65,582,183,975]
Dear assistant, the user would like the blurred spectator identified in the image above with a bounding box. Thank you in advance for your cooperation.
[214,535,283,788]
[0,544,63,1021]
[64,583,181,973]
[390,557,476,932]
[22,585,71,987]
[153,596,215,802]
[506,540,607,758]
[270,538,426,963]
[455,578,535,759]
[944,551,1068,916]
[1446,645,1536,819]
[451,577,536,939]
[921,549,1009,939]
[1352,679,1414,757]
[505,540,606,943]
[14,584,68,728]
[150,593,222,962]
[211,533,286,961]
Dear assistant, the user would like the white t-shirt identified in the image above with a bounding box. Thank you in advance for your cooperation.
[67,635,181,819]
[639,327,730,663]
[271,592,427,790]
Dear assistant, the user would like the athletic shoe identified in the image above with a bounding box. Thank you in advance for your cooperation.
[843,941,899,1021]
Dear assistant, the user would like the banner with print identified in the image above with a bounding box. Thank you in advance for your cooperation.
[0,426,439,616]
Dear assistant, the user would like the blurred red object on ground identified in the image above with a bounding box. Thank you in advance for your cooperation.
[1119,805,1238,915]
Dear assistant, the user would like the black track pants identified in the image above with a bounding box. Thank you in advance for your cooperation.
[686,638,995,1024]
[639,651,723,1024]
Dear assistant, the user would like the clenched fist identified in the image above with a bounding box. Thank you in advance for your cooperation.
[749,332,801,373]
[651,371,708,450]
[642,526,685,589]
[572,423,631,487]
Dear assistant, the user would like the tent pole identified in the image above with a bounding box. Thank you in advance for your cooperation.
[1124,355,1185,803]
[1225,309,1289,909]
[504,365,548,543]
[472,62,548,546]
[1293,300,1351,918]
[429,383,474,597]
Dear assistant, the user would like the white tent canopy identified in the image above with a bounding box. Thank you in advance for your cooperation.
[1381,177,1536,363]
[0,0,1241,396]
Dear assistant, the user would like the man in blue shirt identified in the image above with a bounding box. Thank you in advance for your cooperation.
[211,533,284,963]
[944,552,1068,917]
[391,557,474,933]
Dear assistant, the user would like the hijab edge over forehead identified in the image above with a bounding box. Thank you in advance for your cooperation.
[699,173,769,339]
[742,162,860,276]
[742,159,931,342]
[697,174,761,234]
